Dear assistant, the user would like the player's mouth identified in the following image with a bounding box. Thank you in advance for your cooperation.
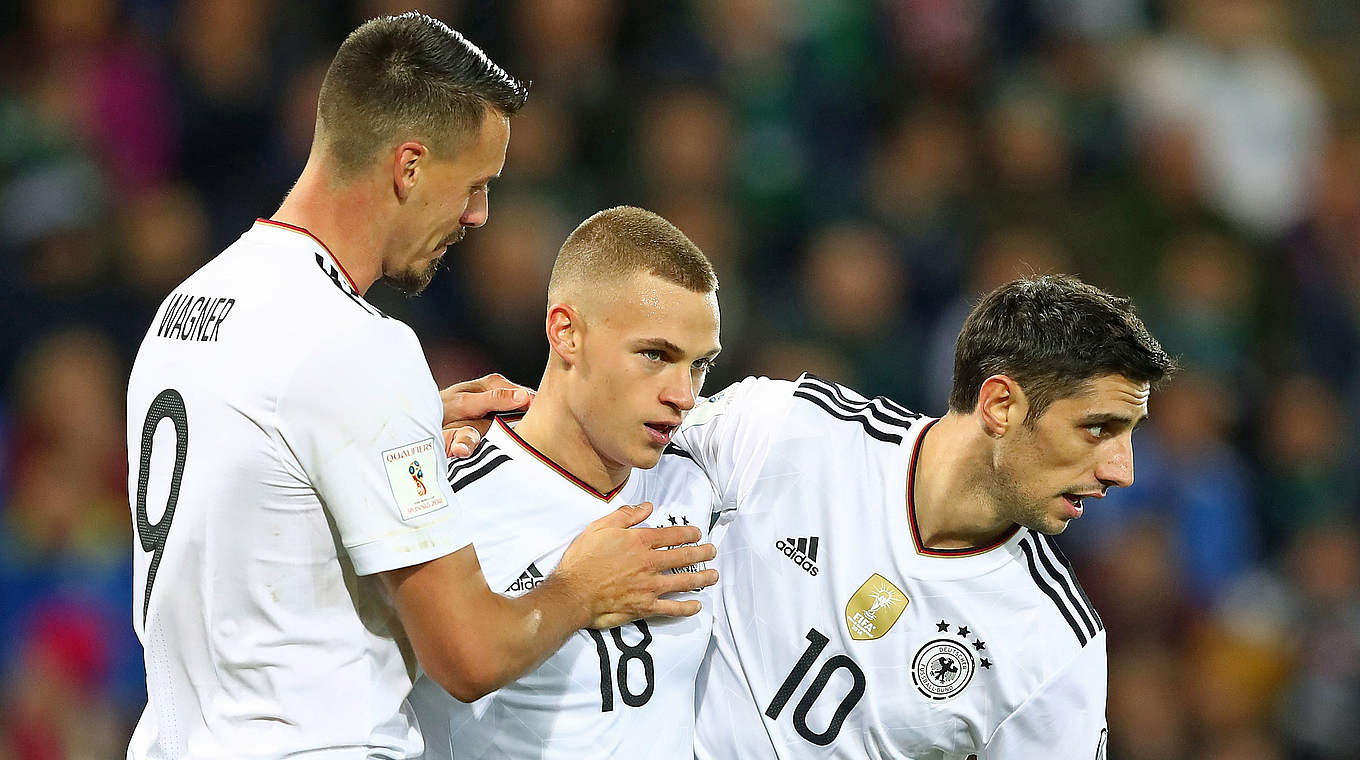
[1061,491,1103,519]
[644,422,678,446]
[434,228,465,253]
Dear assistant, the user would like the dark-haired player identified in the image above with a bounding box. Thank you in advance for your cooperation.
[682,275,1175,758]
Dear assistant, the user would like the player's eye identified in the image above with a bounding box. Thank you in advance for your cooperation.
[1084,424,1106,438]
[692,358,715,373]
[640,349,664,362]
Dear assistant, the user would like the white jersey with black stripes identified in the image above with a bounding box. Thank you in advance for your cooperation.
[676,375,1108,759]
[408,416,722,759]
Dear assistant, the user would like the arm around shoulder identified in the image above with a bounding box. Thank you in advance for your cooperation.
[380,544,590,702]
[382,501,718,702]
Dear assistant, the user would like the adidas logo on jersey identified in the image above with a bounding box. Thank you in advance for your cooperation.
[507,563,546,592]
[776,536,820,576]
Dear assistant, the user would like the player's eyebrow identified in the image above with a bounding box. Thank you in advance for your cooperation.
[1078,412,1149,431]
[635,338,721,359]
[635,338,684,356]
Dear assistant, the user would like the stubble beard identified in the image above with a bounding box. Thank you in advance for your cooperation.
[384,227,465,295]
[384,256,443,295]
[991,458,1066,536]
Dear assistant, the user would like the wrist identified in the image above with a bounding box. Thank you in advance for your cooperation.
[539,569,593,630]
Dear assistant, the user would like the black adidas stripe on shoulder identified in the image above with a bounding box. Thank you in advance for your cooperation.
[313,254,386,318]
[1040,534,1104,632]
[451,454,510,491]
[447,440,500,479]
[1017,532,1102,646]
[662,443,694,460]
[806,374,921,426]
[791,374,923,445]
[447,441,511,491]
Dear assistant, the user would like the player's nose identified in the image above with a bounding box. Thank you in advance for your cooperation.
[461,189,489,228]
[1096,436,1134,489]
[660,368,697,411]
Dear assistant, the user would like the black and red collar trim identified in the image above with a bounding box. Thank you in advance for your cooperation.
[907,419,1020,557]
[256,218,360,292]
[494,416,628,501]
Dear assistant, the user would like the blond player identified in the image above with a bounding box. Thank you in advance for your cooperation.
[411,207,723,758]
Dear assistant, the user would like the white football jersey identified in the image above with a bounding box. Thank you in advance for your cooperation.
[679,375,1109,760]
[125,220,468,759]
[408,416,719,759]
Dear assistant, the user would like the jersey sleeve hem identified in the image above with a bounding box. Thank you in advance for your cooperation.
[347,518,473,576]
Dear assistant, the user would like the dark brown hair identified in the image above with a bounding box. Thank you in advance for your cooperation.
[949,275,1176,421]
[316,12,528,176]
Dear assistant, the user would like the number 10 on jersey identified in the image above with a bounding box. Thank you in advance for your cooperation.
[766,628,866,746]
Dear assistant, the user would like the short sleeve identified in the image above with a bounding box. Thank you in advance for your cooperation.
[982,633,1108,758]
[673,376,794,514]
[276,318,468,575]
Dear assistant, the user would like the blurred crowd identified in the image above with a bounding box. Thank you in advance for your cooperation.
[2,0,1358,757]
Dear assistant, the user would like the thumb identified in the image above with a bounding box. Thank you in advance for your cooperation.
[590,501,653,530]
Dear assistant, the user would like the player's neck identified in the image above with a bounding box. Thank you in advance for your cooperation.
[272,160,384,294]
[511,383,630,495]
[911,414,1016,550]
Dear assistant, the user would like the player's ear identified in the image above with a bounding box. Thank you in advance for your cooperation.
[978,375,1025,437]
[393,141,427,202]
[545,303,582,366]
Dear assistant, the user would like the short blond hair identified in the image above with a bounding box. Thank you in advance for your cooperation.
[547,206,718,303]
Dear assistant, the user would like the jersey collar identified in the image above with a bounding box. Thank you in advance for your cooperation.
[491,416,629,502]
[254,218,362,292]
[905,419,1021,558]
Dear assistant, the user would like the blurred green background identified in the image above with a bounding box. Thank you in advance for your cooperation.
[2,1,1358,757]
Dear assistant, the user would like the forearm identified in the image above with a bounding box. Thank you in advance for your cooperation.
[451,575,591,696]
[384,548,590,702]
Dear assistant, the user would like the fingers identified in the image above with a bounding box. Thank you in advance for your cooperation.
[639,525,703,550]
[591,597,704,628]
[589,502,654,530]
[440,374,536,427]
[439,372,515,396]
[655,568,719,593]
[650,543,717,572]
[443,425,482,458]
[645,598,703,618]
[443,387,533,426]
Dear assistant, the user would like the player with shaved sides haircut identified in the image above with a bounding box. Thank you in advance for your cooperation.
[411,207,723,758]
[124,15,714,758]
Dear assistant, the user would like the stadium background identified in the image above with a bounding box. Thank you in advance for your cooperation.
[1,0,1358,757]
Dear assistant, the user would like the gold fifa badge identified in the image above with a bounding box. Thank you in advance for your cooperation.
[845,573,909,640]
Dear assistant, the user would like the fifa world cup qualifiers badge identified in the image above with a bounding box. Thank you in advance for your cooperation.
[382,438,450,520]
[911,618,993,700]
[844,573,909,640]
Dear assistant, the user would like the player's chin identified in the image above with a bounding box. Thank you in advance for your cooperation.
[1036,511,1073,535]
[630,442,666,470]
[384,260,441,295]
